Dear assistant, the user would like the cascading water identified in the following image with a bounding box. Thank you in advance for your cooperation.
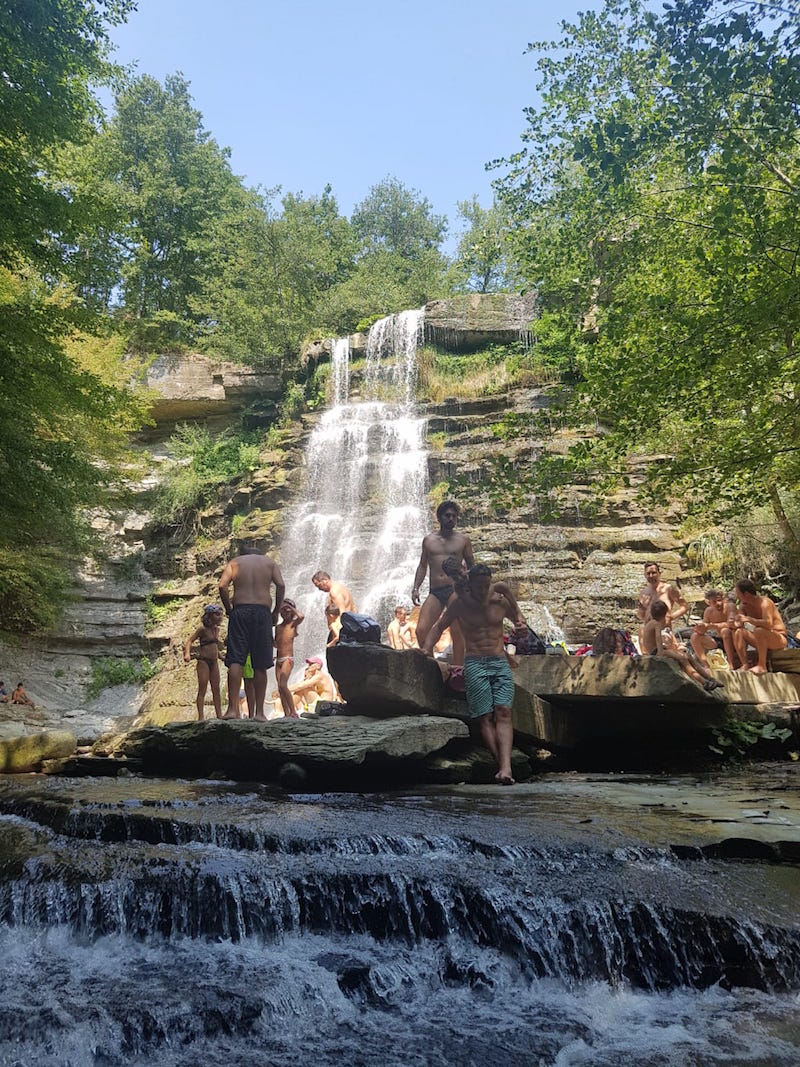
[1,772,800,1065]
[279,310,429,665]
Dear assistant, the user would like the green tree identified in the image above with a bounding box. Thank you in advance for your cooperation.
[494,0,800,566]
[449,195,519,293]
[352,175,447,260]
[0,0,133,268]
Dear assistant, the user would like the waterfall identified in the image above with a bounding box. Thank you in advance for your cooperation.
[279,310,429,665]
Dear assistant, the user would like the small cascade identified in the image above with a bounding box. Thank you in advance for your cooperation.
[279,310,428,664]
[2,777,800,1065]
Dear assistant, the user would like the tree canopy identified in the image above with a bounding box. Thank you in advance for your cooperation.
[494,0,800,571]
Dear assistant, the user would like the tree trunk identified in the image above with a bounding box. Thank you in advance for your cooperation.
[766,481,800,566]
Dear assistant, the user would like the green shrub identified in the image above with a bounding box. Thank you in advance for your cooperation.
[86,656,160,699]
[145,596,184,630]
[0,550,70,634]
[152,424,260,529]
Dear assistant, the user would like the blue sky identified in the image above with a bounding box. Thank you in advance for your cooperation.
[106,0,576,243]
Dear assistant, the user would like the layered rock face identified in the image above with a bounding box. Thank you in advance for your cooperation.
[424,392,694,644]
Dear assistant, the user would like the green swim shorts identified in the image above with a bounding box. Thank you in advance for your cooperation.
[242,654,254,680]
[463,655,514,718]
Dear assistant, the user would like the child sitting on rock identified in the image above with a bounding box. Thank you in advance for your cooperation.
[642,601,722,691]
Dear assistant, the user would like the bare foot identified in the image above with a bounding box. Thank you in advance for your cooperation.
[253,712,267,721]
[750,665,768,675]
[495,771,515,786]
[284,711,300,719]
[222,710,241,720]
[735,665,751,672]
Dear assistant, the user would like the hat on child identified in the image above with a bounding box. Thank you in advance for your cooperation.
[305,656,323,667]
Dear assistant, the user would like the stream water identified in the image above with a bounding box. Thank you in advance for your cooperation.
[1,769,800,1065]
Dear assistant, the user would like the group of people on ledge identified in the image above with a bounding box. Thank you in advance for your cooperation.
[0,680,35,707]
[183,503,798,786]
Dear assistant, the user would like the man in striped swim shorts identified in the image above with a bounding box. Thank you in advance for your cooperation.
[420,563,527,785]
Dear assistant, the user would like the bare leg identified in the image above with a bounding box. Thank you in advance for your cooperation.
[749,629,788,674]
[690,633,715,668]
[478,713,500,765]
[224,663,243,718]
[209,663,222,719]
[244,678,255,717]
[493,705,514,784]
[416,594,446,650]
[253,667,268,719]
[721,628,739,668]
[733,629,750,670]
[276,660,299,718]
[195,661,210,721]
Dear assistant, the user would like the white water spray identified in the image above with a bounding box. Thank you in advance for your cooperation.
[279,310,429,665]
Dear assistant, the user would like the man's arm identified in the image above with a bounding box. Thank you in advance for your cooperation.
[636,591,650,623]
[412,542,429,606]
[462,535,475,570]
[668,584,689,623]
[765,600,787,634]
[218,562,235,615]
[495,582,526,629]
[271,564,285,626]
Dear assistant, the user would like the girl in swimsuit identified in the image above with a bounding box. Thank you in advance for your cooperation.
[184,604,224,720]
[273,598,304,718]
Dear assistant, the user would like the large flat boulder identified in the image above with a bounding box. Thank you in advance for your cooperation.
[327,644,445,714]
[0,730,76,773]
[510,655,728,749]
[119,715,467,781]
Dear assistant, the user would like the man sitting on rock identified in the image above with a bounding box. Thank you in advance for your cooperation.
[10,681,35,706]
[690,589,737,668]
[284,657,336,713]
[731,579,788,674]
[420,563,527,786]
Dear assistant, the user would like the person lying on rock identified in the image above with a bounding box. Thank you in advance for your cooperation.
[690,590,737,669]
[730,578,788,674]
[642,601,722,691]
[274,599,304,719]
[420,563,528,786]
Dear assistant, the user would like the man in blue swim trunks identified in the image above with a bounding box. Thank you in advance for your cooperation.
[218,546,285,720]
[420,563,527,785]
[412,501,474,661]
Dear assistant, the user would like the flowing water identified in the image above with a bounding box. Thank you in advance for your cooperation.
[1,771,799,1065]
[279,311,429,665]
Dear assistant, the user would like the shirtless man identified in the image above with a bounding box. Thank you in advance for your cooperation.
[420,563,526,785]
[637,562,688,644]
[690,589,737,668]
[10,681,34,707]
[387,605,417,650]
[274,599,303,718]
[286,657,336,712]
[218,546,285,720]
[731,578,787,674]
[412,501,474,656]
[312,571,356,619]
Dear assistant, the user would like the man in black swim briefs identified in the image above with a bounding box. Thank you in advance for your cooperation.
[412,501,474,658]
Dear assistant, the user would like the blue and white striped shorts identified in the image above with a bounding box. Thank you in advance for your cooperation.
[463,655,515,718]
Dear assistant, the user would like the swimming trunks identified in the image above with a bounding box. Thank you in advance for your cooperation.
[429,584,454,606]
[275,656,293,667]
[225,604,274,670]
[463,655,515,718]
[197,656,218,669]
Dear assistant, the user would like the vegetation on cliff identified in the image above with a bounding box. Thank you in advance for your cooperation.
[492,0,800,585]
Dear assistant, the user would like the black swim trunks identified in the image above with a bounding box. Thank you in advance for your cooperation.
[225,604,274,670]
[429,584,454,606]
